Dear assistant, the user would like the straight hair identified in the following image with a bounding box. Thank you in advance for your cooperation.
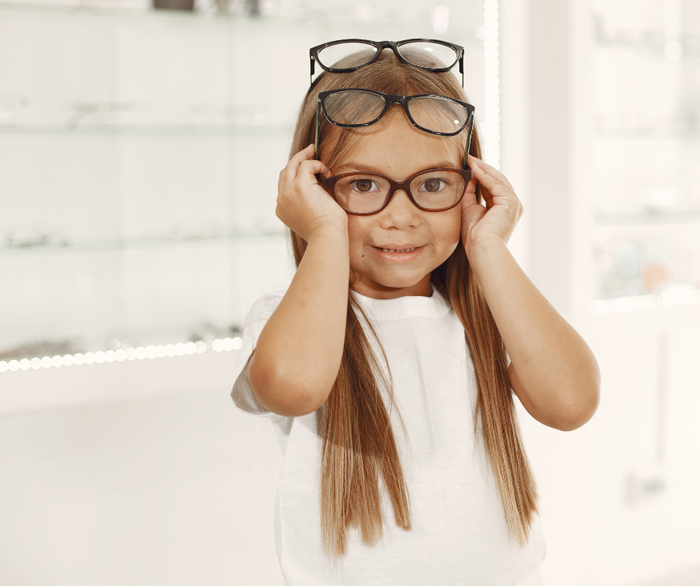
[287,50,538,559]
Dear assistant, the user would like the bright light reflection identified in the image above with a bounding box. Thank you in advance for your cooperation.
[0,337,245,374]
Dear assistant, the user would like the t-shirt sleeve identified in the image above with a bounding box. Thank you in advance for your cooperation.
[230,292,286,422]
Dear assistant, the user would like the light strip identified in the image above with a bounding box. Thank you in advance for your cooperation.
[0,337,244,374]
[483,0,500,168]
[589,289,700,314]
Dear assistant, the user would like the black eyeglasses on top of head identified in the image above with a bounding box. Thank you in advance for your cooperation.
[309,38,465,87]
[314,88,475,169]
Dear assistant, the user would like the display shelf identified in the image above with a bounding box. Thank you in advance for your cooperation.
[592,222,700,301]
[0,0,484,38]
[0,0,227,19]
[593,124,700,140]
[593,14,700,59]
[594,209,700,226]
[594,27,700,58]
[0,0,488,374]
[590,288,700,314]
[589,0,700,306]
[0,230,286,253]
[0,2,486,132]
[0,123,293,137]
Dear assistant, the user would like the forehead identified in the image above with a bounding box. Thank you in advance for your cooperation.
[329,109,463,173]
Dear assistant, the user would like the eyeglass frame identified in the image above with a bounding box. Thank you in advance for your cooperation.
[309,38,465,87]
[316,167,474,216]
[313,88,476,170]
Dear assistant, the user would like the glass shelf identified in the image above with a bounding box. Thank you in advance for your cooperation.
[0,123,292,137]
[594,209,700,227]
[589,288,700,314]
[593,124,700,141]
[0,0,483,38]
[592,222,700,299]
[0,0,489,370]
[593,21,700,58]
[0,229,286,254]
[590,1,700,304]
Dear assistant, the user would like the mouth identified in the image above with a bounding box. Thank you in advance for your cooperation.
[370,245,425,262]
[376,246,418,253]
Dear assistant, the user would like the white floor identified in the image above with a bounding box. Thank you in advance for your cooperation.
[0,388,283,586]
[1,366,698,586]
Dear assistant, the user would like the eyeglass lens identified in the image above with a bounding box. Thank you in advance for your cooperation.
[323,90,470,135]
[333,169,466,214]
[316,40,460,72]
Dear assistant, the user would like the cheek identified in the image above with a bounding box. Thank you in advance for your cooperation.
[347,216,370,257]
[435,208,463,248]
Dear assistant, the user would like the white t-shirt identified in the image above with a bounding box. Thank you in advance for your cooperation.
[231,286,546,586]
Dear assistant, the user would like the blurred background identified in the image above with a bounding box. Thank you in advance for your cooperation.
[1,0,699,584]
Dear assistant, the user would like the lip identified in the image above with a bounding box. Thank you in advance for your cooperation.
[370,244,425,262]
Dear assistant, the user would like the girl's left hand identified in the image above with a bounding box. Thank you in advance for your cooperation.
[460,154,524,255]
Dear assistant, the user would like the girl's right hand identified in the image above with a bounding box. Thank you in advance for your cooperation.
[276,144,348,241]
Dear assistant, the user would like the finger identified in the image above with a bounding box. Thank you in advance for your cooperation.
[460,197,487,234]
[471,161,523,222]
[285,144,316,179]
[467,155,515,193]
[470,160,510,200]
[469,162,496,207]
[298,158,328,182]
[289,143,314,165]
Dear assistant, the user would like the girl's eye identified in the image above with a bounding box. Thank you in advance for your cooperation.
[419,178,447,193]
[350,179,379,193]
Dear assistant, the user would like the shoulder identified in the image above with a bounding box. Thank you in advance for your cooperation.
[230,286,289,421]
[237,286,288,360]
[245,285,288,324]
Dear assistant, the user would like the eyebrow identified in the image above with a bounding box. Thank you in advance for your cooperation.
[333,161,459,174]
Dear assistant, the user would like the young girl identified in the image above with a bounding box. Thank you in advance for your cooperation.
[231,42,600,586]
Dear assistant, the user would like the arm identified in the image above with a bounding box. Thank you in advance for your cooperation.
[247,145,350,417]
[461,156,600,432]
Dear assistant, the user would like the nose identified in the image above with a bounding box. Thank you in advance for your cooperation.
[379,188,421,229]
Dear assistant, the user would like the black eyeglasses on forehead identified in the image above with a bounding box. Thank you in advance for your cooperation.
[314,88,475,169]
[309,38,465,87]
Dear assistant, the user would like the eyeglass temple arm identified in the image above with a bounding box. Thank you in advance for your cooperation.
[314,100,322,160]
[462,112,474,170]
[459,55,464,87]
[310,56,315,86]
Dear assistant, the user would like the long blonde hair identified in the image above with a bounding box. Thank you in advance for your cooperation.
[288,50,538,559]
